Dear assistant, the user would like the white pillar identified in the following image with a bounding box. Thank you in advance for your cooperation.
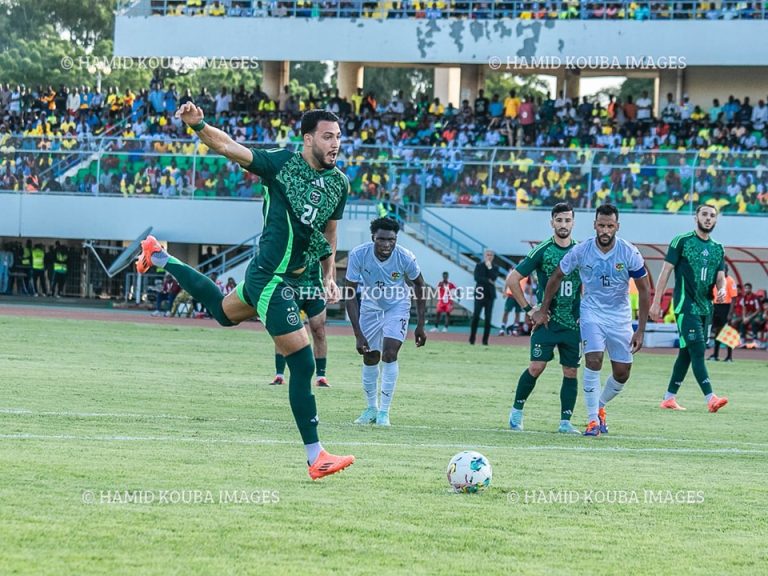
[337,62,364,100]
[261,60,290,101]
[434,67,461,108]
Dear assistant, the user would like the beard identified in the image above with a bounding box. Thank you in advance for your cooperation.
[555,228,570,238]
[597,233,614,247]
[313,147,336,170]
[697,221,716,234]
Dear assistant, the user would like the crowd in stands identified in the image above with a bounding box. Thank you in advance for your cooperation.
[1,80,768,211]
[146,0,768,20]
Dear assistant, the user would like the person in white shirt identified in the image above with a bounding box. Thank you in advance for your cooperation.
[345,217,427,427]
[532,204,651,436]
[636,90,653,122]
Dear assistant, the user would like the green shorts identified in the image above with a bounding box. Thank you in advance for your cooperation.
[294,285,326,319]
[676,313,710,349]
[235,256,314,337]
[530,323,581,367]
[505,297,523,314]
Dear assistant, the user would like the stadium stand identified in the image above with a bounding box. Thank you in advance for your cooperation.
[1,82,767,212]
[139,0,768,20]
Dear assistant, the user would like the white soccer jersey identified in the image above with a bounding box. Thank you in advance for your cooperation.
[559,237,646,323]
[346,242,421,311]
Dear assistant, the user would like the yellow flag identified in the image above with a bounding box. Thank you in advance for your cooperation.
[716,325,741,349]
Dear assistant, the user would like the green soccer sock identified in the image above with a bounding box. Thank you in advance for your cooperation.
[667,347,691,396]
[275,354,286,376]
[315,357,327,378]
[688,341,713,396]
[164,256,234,326]
[286,345,319,445]
[513,369,538,411]
[560,377,578,421]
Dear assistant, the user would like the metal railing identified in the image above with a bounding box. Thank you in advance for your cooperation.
[120,0,768,20]
[3,142,767,215]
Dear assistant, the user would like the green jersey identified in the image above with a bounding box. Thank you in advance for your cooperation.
[666,231,725,316]
[246,148,348,276]
[516,237,581,330]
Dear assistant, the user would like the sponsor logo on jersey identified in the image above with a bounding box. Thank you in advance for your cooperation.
[391,272,401,280]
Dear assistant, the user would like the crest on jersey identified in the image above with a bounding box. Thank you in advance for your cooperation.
[308,189,322,205]
[287,312,300,326]
[615,263,625,271]
[391,272,401,280]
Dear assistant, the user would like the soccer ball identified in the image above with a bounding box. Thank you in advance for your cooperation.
[446,451,492,493]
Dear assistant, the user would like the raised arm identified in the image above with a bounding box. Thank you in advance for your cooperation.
[175,101,253,167]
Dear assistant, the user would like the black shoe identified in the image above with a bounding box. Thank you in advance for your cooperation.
[707,354,719,361]
[724,358,734,363]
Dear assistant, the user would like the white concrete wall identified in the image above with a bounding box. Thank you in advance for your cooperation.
[1,193,763,252]
[114,17,768,66]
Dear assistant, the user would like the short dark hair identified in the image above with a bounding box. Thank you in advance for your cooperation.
[595,204,619,220]
[552,202,574,217]
[696,204,717,215]
[300,110,340,135]
[370,217,400,235]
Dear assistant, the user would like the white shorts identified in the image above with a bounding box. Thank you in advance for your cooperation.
[580,319,634,364]
[360,304,410,352]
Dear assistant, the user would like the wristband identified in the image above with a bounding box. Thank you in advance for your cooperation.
[524,304,532,313]
[190,120,206,132]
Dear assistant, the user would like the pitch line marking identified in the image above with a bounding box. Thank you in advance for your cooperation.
[2,407,768,449]
[0,433,766,456]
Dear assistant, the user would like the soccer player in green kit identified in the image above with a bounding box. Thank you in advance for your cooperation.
[136,102,354,480]
[650,205,729,413]
[270,260,331,388]
[506,202,582,434]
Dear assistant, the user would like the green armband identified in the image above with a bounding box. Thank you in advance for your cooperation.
[190,120,206,132]
[524,304,532,313]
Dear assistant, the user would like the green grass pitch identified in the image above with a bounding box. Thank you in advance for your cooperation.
[1,314,767,575]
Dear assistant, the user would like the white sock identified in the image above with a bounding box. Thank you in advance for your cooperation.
[600,375,625,406]
[583,368,601,423]
[305,441,323,465]
[362,364,379,409]
[664,392,676,401]
[705,393,714,402]
[151,250,170,268]
[380,361,399,413]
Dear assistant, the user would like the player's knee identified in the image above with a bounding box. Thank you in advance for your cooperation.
[613,370,630,384]
[381,349,399,363]
[585,357,602,371]
[562,366,578,379]
[363,351,381,365]
[528,363,546,378]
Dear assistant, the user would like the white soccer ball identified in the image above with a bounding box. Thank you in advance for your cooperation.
[446,451,492,493]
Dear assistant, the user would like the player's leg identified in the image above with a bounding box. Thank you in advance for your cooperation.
[661,313,692,409]
[557,329,581,434]
[432,309,442,333]
[443,307,451,331]
[136,235,241,326]
[688,315,728,412]
[499,299,511,336]
[354,308,383,424]
[376,305,410,426]
[509,325,553,431]
[257,273,354,479]
[307,307,329,387]
[581,321,607,436]
[271,344,286,385]
[598,322,635,433]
